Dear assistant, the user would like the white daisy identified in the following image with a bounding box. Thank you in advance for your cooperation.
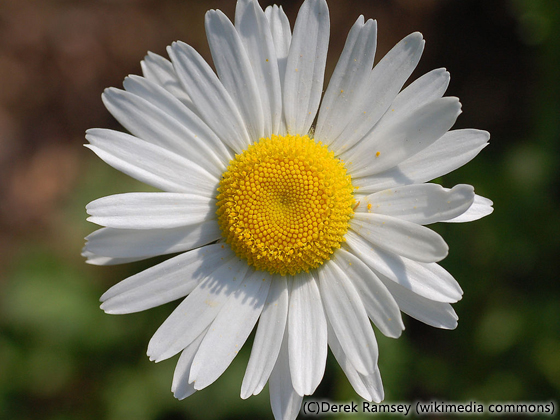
[84,0,493,419]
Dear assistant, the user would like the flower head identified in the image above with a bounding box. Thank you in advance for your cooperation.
[217,134,355,276]
[84,0,493,419]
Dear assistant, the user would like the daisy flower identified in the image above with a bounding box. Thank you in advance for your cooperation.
[84,0,493,418]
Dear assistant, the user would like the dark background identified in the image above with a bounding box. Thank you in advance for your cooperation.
[1,0,559,419]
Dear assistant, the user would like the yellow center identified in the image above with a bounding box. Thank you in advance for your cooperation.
[216,134,355,276]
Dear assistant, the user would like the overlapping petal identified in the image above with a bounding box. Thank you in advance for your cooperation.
[122,75,233,168]
[444,194,494,223]
[288,272,327,396]
[87,192,216,229]
[315,15,377,146]
[172,329,207,400]
[242,275,289,398]
[171,328,208,400]
[206,9,265,141]
[328,32,424,151]
[318,260,378,375]
[147,257,249,362]
[332,249,403,338]
[283,0,329,135]
[85,128,218,197]
[269,329,303,420]
[341,97,462,177]
[353,129,490,193]
[82,249,146,266]
[355,184,475,225]
[350,212,449,263]
[345,231,462,303]
[235,0,283,136]
[168,41,250,153]
[379,274,459,329]
[189,270,271,390]
[100,243,233,314]
[377,68,450,127]
[141,51,196,111]
[85,222,221,260]
[264,5,292,89]
[264,4,292,135]
[327,322,384,402]
[102,87,223,177]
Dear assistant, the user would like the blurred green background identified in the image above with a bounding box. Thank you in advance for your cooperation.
[0,0,559,419]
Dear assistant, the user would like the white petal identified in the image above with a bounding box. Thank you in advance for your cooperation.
[283,0,329,135]
[168,41,250,153]
[85,128,218,197]
[269,329,303,420]
[327,321,384,402]
[102,87,224,178]
[189,270,271,390]
[345,231,462,303]
[318,260,378,375]
[353,129,490,193]
[332,32,424,150]
[122,75,233,168]
[288,272,327,396]
[82,249,145,266]
[100,243,233,314]
[235,0,282,136]
[342,97,462,177]
[265,5,292,78]
[356,184,475,225]
[265,4,292,136]
[365,369,384,403]
[172,328,207,400]
[241,275,289,399]
[369,369,384,403]
[443,194,494,223]
[327,320,370,400]
[378,274,459,329]
[350,212,448,263]
[141,51,196,112]
[206,10,265,141]
[315,16,377,146]
[377,68,450,128]
[333,249,404,338]
[84,222,221,259]
[147,257,249,362]
[86,192,216,229]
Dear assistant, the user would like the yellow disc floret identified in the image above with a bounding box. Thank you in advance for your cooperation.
[216,134,355,276]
